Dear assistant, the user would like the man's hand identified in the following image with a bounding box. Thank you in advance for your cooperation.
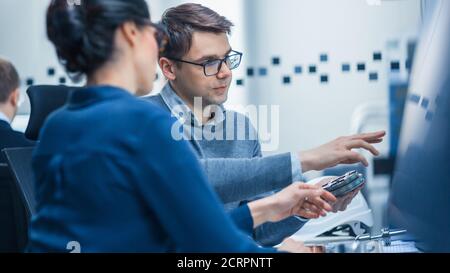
[315,177,363,213]
[248,183,337,228]
[268,183,337,222]
[299,131,386,172]
[277,238,324,253]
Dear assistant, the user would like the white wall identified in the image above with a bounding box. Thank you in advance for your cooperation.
[243,0,421,154]
[0,1,53,114]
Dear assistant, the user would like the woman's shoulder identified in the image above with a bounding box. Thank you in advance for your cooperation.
[130,96,175,124]
[123,97,180,141]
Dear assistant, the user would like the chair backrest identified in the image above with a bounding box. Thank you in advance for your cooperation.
[25,85,78,141]
[0,162,29,252]
[0,164,17,251]
[0,163,10,178]
[2,147,36,218]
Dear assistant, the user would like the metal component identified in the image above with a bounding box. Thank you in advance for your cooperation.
[355,228,407,246]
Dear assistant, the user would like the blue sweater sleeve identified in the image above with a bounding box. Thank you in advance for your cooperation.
[134,112,276,253]
[228,205,254,237]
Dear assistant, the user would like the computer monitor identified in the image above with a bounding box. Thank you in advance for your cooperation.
[388,0,450,252]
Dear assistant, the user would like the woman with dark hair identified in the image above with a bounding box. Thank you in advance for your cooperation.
[28,0,335,252]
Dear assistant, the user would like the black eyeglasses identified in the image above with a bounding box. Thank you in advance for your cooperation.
[168,50,243,77]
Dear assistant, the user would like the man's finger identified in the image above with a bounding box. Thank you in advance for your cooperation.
[341,158,361,165]
[342,151,369,166]
[340,195,354,211]
[298,210,320,219]
[332,197,347,213]
[350,131,386,141]
[351,187,362,197]
[298,183,321,190]
[320,190,337,203]
[366,138,383,144]
[309,195,333,212]
[309,246,325,253]
[302,201,323,215]
[345,140,380,156]
[296,186,328,202]
[308,202,328,216]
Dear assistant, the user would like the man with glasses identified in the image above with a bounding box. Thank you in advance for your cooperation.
[145,3,385,246]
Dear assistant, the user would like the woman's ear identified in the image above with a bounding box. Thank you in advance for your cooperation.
[120,21,139,48]
[159,57,177,81]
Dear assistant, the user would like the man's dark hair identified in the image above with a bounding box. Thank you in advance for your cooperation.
[161,3,234,59]
[0,58,20,103]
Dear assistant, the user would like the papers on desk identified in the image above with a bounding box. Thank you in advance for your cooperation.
[380,241,420,253]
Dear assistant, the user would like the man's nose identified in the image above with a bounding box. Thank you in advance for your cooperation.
[216,61,232,79]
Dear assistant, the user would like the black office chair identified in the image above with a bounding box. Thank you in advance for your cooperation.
[2,147,36,251]
[3,147,36,217]
[0,162,27,252]
[6,85,76,217]
[25,85,78,141]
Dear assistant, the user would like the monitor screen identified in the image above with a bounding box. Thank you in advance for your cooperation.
[388,0,450,252]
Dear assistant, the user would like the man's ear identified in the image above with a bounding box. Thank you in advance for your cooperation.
[159,57,177,81]
[9,88,20,107]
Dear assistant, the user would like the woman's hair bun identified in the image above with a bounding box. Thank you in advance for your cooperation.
[46,0,150,81]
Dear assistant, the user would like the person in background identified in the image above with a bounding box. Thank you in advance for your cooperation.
[0,57,34,163]
[0,57,34,252]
